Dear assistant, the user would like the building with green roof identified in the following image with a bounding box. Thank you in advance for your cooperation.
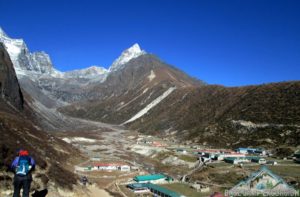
[134,174,170,184]
[126,183,185,197]
[144,183,186,197]
[294,151,300,163]
[127,183,150,194]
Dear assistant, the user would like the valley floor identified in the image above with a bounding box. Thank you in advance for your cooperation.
[3,115,295,197]
[49,117,300,197]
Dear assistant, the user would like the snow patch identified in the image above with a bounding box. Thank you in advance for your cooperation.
[63,66,108,79]
[143,88,149,94]
[148,70,156,82]
[109,43,146,72]
[123,87,176,124]
[5,42,21,55]
[231,120,300,129]
[232,120,275,128]
[62,137,96,143]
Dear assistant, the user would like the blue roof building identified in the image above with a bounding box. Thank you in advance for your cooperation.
[235,147,258,154]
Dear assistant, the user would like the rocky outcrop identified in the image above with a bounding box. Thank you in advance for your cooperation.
[30,52,53,74]
[0,43,23,110]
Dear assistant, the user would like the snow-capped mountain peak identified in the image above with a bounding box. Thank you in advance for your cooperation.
[1,28,147,83]
[0,27,57,77]
[63,66,108,78]
[127,43,142,54]
[109,43,146,72]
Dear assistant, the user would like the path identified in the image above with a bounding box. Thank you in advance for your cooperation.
[181,160,207,182]
[87,185,113,197]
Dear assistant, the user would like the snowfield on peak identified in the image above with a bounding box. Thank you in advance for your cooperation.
[4,41,22,56]
[63,66,108,79]
[0,27,150,86]
[109,43,146,72]
[1,28,147,82]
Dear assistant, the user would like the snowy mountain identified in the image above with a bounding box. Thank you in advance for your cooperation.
[0,27,200,130]
[0,28,146,80]
[64,66,108,79]
[109,43,146,72]
[0,27,59,77]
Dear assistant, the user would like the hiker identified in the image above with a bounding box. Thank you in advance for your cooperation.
[81,176,88,186]
[10,149,35,197]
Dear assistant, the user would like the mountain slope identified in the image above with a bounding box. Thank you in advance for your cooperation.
[59,54,203,124]
[126,82,300,147]
[0,43,83,194]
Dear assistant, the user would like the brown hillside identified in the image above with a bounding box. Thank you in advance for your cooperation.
[128,81,300,148]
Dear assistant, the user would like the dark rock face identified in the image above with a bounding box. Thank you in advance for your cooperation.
[0,43,23,110]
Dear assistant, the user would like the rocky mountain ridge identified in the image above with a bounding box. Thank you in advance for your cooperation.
[0,27,146,80]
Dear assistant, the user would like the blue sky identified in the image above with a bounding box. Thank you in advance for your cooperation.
[0,0,299,86]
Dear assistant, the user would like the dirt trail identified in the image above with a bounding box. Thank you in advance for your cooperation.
[87,185,113,197]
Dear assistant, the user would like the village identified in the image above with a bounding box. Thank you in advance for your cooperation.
[60,130,300,197]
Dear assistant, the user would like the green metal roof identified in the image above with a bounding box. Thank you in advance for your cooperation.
[144,183,183,197]
[246,156,260,160]
[224,157,238,161]
[134,174,166,182]
[247,156,262,162]
[294,150,300,157]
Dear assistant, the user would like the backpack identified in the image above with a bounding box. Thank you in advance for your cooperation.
[16,156,31,176]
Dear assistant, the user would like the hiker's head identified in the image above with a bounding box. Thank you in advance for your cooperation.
[19,149,29,156]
